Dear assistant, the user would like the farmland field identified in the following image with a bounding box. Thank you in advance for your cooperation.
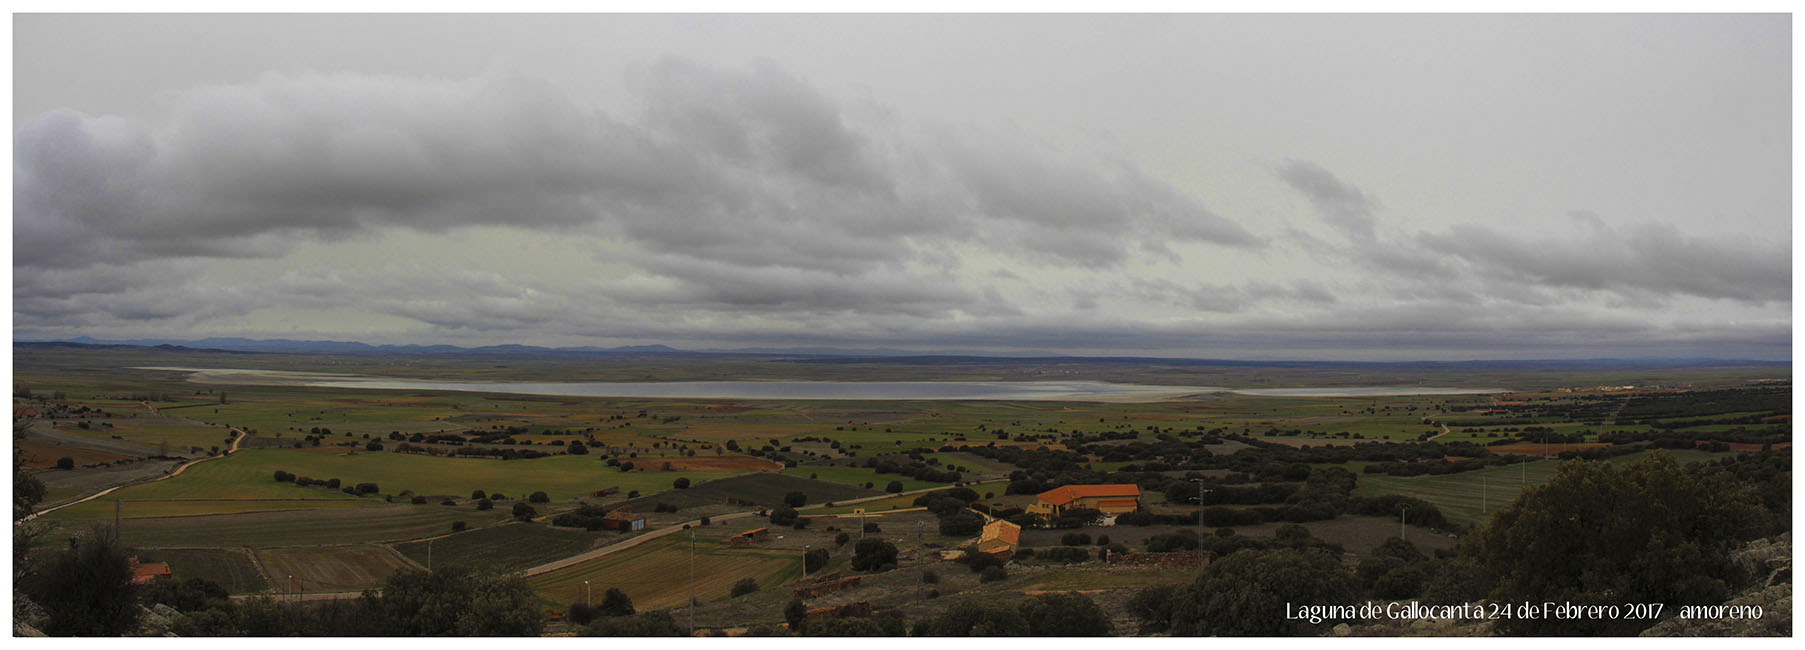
[781,465,946,492]
[1352,449,1733,527]
[393,523,607,573]
[135,548,271,594]
[255,545,415,593]
[48,504,512,548]
[526,535,804,610]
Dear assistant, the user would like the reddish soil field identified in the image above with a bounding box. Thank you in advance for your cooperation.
[1488,442,1609,456]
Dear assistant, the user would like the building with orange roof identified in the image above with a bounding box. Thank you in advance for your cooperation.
[127,558,172,585]
[976,519,1021,561]
[1026,484,1142,516]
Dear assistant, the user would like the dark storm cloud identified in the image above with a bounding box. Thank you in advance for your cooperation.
[13,61,1261,285]
[1276,159,1379,239]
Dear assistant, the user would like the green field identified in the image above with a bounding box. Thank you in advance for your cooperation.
[780,465,947,492]
[1354,449,1735,528]
[135,548,270,594]
[44,448,750,515]
[527,535,804,611]
[393,523,607,573]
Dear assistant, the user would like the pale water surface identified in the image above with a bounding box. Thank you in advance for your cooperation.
[135,367,1507,401]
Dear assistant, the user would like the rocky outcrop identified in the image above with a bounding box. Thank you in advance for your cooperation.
[1641,534,1791,637]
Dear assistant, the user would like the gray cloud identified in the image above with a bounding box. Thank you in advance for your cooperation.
[1276,159,1379,240]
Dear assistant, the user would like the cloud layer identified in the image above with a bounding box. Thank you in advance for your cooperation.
[12,58,1791,360]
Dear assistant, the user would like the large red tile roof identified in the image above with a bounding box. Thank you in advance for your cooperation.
[1036,484,1142,506]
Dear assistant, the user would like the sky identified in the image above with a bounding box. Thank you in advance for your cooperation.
[9,13,1793,360]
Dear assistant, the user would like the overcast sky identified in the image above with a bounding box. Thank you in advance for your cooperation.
[10,13,1792,360]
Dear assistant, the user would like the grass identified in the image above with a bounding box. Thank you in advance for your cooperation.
[1354,449,1735,528]
[43,449,750,515]
[256,545,414,593]
[60,503,512,548]
[781,465,947,492]
[527,535,804,610]
[393,523,606,573]
[134,548,270,594]
[56,498,382,520]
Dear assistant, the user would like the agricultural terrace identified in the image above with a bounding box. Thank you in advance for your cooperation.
[526,535,804,611]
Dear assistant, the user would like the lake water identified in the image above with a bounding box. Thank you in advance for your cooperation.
[135,367,1507,401]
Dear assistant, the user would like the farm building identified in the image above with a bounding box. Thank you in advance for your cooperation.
[1025,484,1143,516]
[730,528,770,546]
[976,520,1020,561]
[601,508,647,532]
[127,558,172,585]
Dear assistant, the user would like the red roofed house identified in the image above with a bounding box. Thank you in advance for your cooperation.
[1026,484,1142,516]
[128,557,172,585]
[601,507,647,532]
[976,520,1021,561]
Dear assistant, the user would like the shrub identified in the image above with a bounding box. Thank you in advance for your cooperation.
[598,588,635,617]
[273,470,294,482]
[567,602,595,625]
[355,483,379,495]
[770,506,799,526]
[471,489,486,500]
[673,477,691,489]
[730,578,760,597]
[784,491,807,507]
[862,522,880,533]
[451,521,468,532]
[512,502,537,520]
[410,496,427,505]
[850,538,898,572]
[885,480,904,493]
[56,457,75,470]
[979,565,1008,583]
[1020,593,1112,636]
[922,569,940,584]
[1061,532,1092,546]
[476,498,494,511]
[529,491,550,503]
[834,532,851,547]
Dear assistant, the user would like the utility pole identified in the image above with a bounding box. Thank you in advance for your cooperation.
[584,580,591,607]
[688,528,696,637]
[1481,476,1487,515]
[1192,479,1210,556]
[426,538,433,571]
[1398,504,1410,542]
[113,500,121,543]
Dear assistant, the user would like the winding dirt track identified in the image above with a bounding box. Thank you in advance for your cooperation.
[24,428,245,521]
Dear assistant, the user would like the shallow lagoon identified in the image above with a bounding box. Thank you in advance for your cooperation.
[137,367,1507,401]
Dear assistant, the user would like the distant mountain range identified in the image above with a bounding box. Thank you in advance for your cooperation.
[10,336,1791,368]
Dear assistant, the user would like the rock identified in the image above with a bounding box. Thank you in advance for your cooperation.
[1331,623,1351,636]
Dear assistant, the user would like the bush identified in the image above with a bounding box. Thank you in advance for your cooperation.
[770,505,799,526]
[529,491,550,503]
[355,483,379,495]
[673,477,691,489]
[1061,532,1092,546]
[365,441,383,452]
[512,502,537,520]
[451,521,468,532]
[55,457,75,470]
[851,538,898,572]
[730,578,760,597]
[567,602,595,625]
[476,498,494,511]
[979,565,1008,583]
[938,511,984,536]
[784,491,807,507]
[471,489,486,499]
[1020,593,1112,636]
[862,522,880,533]
[274,470,294,482]
[791,517,811,530]
[1170,548,1358,636]
[922,569,939,584]
[804,548,830,574]
[885,480,904,493]
[410,496,427,505]
[598,588,635,617]
[834,532,851,547]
